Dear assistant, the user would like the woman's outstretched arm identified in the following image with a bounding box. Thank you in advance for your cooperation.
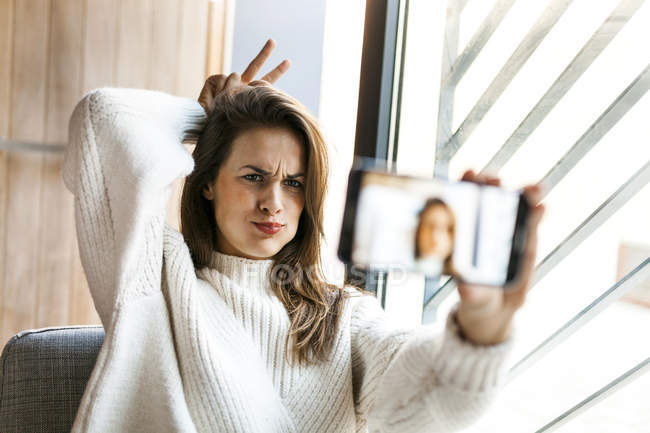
[349,292,514,433]
[62,88,206,328]
[350,174,544,432]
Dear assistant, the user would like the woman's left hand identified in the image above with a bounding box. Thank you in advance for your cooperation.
[454,170,545,346]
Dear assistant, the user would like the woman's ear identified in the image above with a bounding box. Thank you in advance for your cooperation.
[202,183,215,200]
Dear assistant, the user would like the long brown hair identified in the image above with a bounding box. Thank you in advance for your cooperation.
[180,85,348,366]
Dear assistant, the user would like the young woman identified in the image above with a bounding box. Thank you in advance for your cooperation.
[414,197,456,277]
[63,39,544,433]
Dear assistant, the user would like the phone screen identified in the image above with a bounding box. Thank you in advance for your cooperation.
[342,169,527,287]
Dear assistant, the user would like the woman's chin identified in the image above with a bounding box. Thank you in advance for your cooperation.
[240,244,282,260]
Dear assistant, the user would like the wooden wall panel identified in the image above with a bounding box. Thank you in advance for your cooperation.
[0,0,12,136]
[46,0,83,145]
[206,0,227,76]
[1,0,223,347]
[7,0,50,142]
[82,0,118,93]
[176,0,209,98]
[36,0,84,329]
[1,0,51,346]
[115,0,153,89]
[149,0,181,93]
[0,0,14,345]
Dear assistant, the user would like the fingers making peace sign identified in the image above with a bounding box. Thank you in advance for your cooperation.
[198,39,291,115]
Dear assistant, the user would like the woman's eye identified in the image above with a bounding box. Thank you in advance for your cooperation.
[243,174,263,182]
[285,179,303,188]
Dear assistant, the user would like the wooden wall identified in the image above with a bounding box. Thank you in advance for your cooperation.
[0,0,227,347]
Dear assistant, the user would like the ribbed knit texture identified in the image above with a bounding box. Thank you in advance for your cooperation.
[62,87,515,433]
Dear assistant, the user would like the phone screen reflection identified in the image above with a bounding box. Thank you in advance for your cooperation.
[350,171,520,286]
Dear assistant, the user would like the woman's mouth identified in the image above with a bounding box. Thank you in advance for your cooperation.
[253,222,284,235]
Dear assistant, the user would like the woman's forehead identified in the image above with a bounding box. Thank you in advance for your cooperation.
[227,127,306,171]
[423,205,451,222]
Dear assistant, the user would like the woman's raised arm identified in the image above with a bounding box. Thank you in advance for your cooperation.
[62,39,291,330]
[62,88,206,328]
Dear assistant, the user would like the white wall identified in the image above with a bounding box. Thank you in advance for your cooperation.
[229,0,327,117]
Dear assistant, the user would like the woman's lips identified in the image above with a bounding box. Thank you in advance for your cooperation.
[252,222,284,235]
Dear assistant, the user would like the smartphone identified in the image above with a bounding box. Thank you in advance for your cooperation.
[337,162,531,288]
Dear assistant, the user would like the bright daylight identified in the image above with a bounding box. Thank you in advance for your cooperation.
[0,0,648,432]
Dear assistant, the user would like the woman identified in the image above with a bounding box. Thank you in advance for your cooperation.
[62,39,545,433]
[414,197,456,277]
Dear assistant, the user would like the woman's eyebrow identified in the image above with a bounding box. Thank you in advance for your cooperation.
[239,164,304,178]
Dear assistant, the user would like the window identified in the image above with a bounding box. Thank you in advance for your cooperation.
[354,0,650,430]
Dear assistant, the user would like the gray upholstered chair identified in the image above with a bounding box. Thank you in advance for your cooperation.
[0,326,104,433]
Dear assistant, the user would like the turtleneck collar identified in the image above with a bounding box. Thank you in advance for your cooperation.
[206,249,275,291]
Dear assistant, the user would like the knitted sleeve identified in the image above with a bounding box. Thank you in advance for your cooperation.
[62,87,206,328]
[349,292,514,433]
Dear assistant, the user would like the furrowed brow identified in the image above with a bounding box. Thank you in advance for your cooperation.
[240,164,304,178]
[239,165,271,175]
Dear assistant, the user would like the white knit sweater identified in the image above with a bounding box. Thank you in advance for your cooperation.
[62,87,514,433]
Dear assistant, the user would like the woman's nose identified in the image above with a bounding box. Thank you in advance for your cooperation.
[432,230,446,243]
[258,182,283,215]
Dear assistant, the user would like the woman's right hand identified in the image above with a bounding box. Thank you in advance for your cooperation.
[198,38,291,116]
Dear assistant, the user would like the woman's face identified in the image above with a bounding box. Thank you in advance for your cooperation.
[202,126,306,260]
[417,205,453,260]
